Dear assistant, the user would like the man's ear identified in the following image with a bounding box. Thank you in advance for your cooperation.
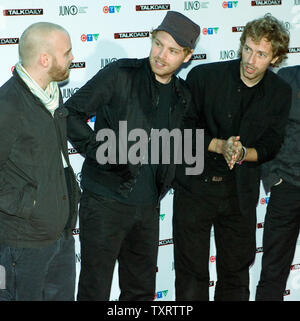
[40,52,51,68]
[183,49,194,63]
[270,55,279,65]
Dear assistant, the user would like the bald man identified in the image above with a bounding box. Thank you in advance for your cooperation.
[0,22,80,301]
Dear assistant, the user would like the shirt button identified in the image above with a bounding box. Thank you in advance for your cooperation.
[228,113,232,118]
[237,87,241,92]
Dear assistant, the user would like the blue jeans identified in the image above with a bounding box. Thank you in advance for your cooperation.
[0,233,75,301]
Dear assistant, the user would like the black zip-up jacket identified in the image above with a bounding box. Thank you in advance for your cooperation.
[0,70,80,248]
[65,58,192,201]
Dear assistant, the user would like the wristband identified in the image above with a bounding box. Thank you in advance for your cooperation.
[237,146,247,165]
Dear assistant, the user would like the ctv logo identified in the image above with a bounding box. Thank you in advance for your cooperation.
[210,255,217,263]
[87,115,96,123]
[257,222,264,229]
[154,290,168,300]
[222,1,238,8]
[160,214,166,221]
[81,34,99,42]
[202,27,219,35]
[103,6,121,13]
[260,196,270,205]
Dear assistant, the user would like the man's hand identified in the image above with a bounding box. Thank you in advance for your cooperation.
[221,136,243,169]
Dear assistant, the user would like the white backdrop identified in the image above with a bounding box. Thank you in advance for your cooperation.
[0,0,300,301]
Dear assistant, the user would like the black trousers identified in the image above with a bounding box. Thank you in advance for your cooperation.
[173,178,256,301]
[256,180,300,301]
[77,189,159,301]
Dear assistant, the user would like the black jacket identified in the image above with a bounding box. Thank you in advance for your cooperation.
[0,70,80,248]
[262,65,300,191]
[65,58,192,201]
[175,59,292,215]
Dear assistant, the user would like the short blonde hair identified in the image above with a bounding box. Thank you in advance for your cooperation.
[150,29,193,57]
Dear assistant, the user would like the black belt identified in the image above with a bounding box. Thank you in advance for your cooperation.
[203,175,234,183]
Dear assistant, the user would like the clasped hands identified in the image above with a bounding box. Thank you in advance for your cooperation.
[221,136,243,170]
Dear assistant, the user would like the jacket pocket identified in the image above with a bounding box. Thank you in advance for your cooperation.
[19,183,37,219]
[0,183,37,220]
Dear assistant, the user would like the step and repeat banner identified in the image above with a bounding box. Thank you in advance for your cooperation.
[0,0,300,301]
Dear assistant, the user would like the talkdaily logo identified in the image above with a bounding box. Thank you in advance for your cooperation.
[289,47,300,53]
[232,26,245,32]
[68,148,79,155]
[256,247,263,253]
[136,4,170,11]
[0,37,18,45]
[184,1,209,10]
[72,228,80,235]
[59,5,88,16]
[69,61,86,69]
[3,8,43,16]
[251,0,282,6]
[159,238,174,246]
[114,31,149,39]
[291,264,300,271]
[191,53,207,60]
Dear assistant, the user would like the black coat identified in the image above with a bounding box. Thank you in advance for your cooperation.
[175,59,292,215]
[262,65,300,191]
[0,70,80,248]
[65,58,192,201]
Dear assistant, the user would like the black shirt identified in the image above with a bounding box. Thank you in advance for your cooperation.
[206,62,263,177]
